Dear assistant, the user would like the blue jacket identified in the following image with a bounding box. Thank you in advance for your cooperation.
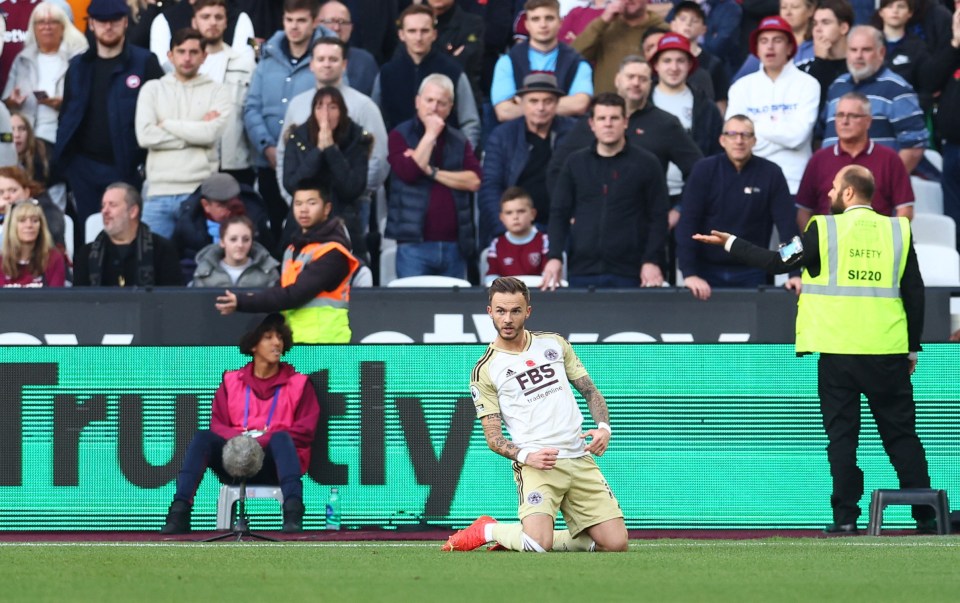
[478,115,575,246]
[54,43,163,184]
[702,0,742,72]
[385,119,476,259]
[675,153,797,278]
[345,47,378,97]
[243,27,333,169]
[508,41,583,93]
[377,48,464,131]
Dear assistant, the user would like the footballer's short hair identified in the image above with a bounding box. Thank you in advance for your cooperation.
[488,276,531,305]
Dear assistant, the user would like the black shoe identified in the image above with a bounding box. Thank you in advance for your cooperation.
[160,500,191,534]
[916,519,938,535]
[282,498,304,533]
[823,523,859,535]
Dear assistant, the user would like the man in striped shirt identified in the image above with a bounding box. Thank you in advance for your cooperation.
[819,25,926,174]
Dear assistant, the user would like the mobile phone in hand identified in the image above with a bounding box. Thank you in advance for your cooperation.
[33,90,49,101]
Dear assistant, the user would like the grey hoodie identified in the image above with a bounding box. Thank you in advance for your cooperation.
[190,240,280,288]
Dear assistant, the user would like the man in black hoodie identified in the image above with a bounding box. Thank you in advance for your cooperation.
[215,181,359,343]
[542,93,670,290]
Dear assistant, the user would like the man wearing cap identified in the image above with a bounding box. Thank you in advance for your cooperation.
[54,0,165,231]
[173,172,274,282]
[650,33,723,191]
[490,0,592,122]
[573,0,665,95]
[819,25,927,175]
[725,16,820,196]
[135,28,232,240]
[479,72,575,248]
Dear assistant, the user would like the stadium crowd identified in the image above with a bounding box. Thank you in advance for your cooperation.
[0,0,956,295]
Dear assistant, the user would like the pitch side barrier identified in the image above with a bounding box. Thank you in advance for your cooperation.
[0,287,955,345]
[0,344,958,531]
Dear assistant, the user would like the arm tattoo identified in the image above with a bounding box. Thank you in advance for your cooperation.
[572,374,609,424]
[481,414,520,461]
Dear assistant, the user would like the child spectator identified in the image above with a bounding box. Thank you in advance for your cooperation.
[872,0,930,108]
[669,1,730,113]
[483,187,549,285]
[191,215,280,288]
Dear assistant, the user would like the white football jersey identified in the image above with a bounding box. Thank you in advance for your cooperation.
[470,331,589,457]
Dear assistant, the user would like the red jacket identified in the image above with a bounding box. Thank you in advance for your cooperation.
[210,362,320,473]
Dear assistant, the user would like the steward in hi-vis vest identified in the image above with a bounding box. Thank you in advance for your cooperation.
[795,211,910,354]
[692,165,934,536]
[215,183,359,343]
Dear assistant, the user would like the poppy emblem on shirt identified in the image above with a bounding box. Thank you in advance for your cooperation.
[525,360,536,367]
[126,75,142,89]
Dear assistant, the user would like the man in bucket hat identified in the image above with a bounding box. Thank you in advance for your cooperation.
[650,33,722,163]
[725,15,820,195]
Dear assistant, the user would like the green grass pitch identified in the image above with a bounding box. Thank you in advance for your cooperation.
[4,538,960,602]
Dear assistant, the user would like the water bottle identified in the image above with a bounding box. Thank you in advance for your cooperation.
[325,487,341,530]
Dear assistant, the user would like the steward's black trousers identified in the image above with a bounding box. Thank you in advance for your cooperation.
[818,353,932,524]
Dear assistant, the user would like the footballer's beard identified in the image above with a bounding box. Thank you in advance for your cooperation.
[495,321,523,341]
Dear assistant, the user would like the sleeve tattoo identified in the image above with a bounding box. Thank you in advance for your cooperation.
[571,374,610,425]
[481,414,520,461]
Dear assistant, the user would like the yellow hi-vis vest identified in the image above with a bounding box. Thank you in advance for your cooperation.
[280,241,359,343]
[795,209,910,354]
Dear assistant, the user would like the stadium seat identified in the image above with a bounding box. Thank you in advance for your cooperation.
[379,244,397,286]
[910,214,956,249]
[915,244,960,286]
[386,275,473,288]
[216,484,284,530]
[866,488,951,536]
[479,247,489,283]
[911,177,943,215]
[85,212,104,244]
[352,265,373,287]
[63,215,74,260]
[924,149,943,172]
